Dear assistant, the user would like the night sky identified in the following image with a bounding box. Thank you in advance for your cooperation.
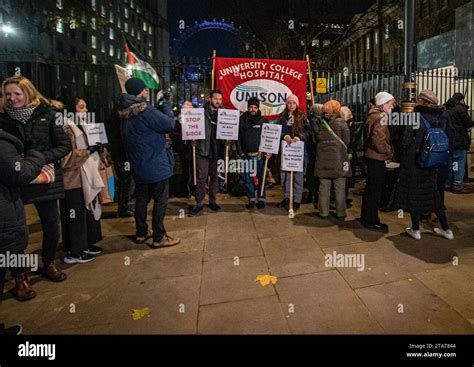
[168,0,376,57]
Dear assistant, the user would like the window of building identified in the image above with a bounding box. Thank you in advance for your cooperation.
[124,8,129,18]
[91,35,97,49]
[91,17,97,30]
[384,24,389,39]
[109,28,114,40]
[420,0,430,18]
[366,35,370,50]
[131,26,135,36]
[101,41,105,53]
[374,30,378,45]
[130,0,135,9]
[323,39,330,47]
[109,12,114,23]
[143,22,147,32]
[137,32,140,40]
[101,5,106,17]
[91,0,97,11]
[117,47,121,60]
[148,27,152,35]
[148,49,152,58]
[92,55,97,64]
[109,45,114,56]
[124,23,129,32]
[56,20,64,33]
[438,0,448,9]
[85,70,92,86]
[56,0,63,10]
[117,17,121,28]
[81,11,86,24]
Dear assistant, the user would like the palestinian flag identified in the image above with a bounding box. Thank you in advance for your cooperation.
[125,42,160,89]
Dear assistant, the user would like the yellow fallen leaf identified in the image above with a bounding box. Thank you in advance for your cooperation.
[255,275,277,286]
[131,307,150,320]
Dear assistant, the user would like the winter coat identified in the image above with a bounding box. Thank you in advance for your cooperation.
[196,102,224,159]
[444,99,473,151]
[0,102,71,203]
[236,111,268,155]
[277,110,311,166]
[0,130,45,253]
[364,107,394,161]
[119,94,175,184]
[314,113,352,178]
[394,105,448,214]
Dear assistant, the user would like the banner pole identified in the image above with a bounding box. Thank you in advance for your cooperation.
[224,143,229,184]
[211,50,217,90]
[260,156,268,197]
[193,144,197,186]
[306,55,315,108]
[289,171,294,213]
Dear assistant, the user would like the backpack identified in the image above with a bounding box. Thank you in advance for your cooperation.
[417,114,449,169]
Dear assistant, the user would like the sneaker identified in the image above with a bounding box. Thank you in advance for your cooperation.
[150,235,181,248]
[256,201,265,209]
[64,252,96,264]
[2,324,23,335]
[246,201,255,209]
[433,228,454,240]
[405,228,421,240]
[188,205,204,217]
[84,245,103,255]
[208,203,222,211]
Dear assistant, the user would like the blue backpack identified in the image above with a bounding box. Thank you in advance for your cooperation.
[417,114,449,169]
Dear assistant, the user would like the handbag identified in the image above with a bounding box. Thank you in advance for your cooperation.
[30,163,55,185]
[98,156,115,204]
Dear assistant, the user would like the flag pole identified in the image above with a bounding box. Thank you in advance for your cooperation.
[211,50,217,90]
[289,171,294,215]
[192,142,197,186]
[260,155,268,197]
[306,55,315,108]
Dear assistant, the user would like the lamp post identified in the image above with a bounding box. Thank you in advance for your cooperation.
[401,0,417,113]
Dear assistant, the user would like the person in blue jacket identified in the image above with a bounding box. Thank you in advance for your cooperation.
[119,78,180,248]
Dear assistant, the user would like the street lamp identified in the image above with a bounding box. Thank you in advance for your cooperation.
[1,23,13,37]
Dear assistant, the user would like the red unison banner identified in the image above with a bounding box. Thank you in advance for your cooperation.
[214,57,308,121]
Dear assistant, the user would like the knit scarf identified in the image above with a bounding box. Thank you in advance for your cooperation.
[5,104,35,124]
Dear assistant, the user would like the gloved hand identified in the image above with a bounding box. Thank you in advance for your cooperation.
[88,144,103,154]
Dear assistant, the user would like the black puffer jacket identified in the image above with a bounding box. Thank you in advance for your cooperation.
[444,98,473,151]
[236,111,268,155]
[394,105,448,214]
[0,103,71,203]
[0,130,45,252]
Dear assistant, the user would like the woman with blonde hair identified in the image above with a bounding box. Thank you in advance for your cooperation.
[0,76,71,291]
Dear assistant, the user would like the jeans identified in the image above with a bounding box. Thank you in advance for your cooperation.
[135,179,169,243]
[243,155,266,202]
[34,200,60,264]
[281,170,304,203]
[319,177,347,217]
[447,150,467,190]
[361,158,386,225]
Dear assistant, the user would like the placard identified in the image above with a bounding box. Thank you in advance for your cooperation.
[281,140,304,172]
[181,108,205,140]
[216,109,240,140]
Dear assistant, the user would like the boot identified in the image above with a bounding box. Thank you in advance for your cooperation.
[43,262,67,282]
[10,273,36,301]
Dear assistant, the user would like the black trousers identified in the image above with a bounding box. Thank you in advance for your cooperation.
[114,161,135,214]
[34,200,61,263]
[61,188,102,257]
[135,179,169,243]
[361,157,386,225]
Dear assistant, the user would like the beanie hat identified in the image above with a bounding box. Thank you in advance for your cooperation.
[125,78,146,96]
[322,100,342,114]
[247,97,260,108]
[375,92,395,106]
[418,90,439,105]
[287,94,299,107]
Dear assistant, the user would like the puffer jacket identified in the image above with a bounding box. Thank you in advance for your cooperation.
[0,102,71,203]
[314,113,352,178]
[0,130,45,252]
[364,107,394,161]
[119,94,175,184]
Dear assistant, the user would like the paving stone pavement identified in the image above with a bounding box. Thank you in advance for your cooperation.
[1,184,473,335]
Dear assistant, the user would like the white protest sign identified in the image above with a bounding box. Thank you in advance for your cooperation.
[217,109,240,140]
[259,123,283,154]
[281,140,304,172]
[85,123,109,145]
[181,108,205,140]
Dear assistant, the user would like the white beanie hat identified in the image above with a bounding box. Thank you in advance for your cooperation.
[375,92,395,106]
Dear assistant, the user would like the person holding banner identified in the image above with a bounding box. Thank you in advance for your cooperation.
[236,98,270,209]
[120,78,180,248]
[276,95,310,211]
[314,100,352,220]
[61,98,106,264]
[188,89,225,217]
